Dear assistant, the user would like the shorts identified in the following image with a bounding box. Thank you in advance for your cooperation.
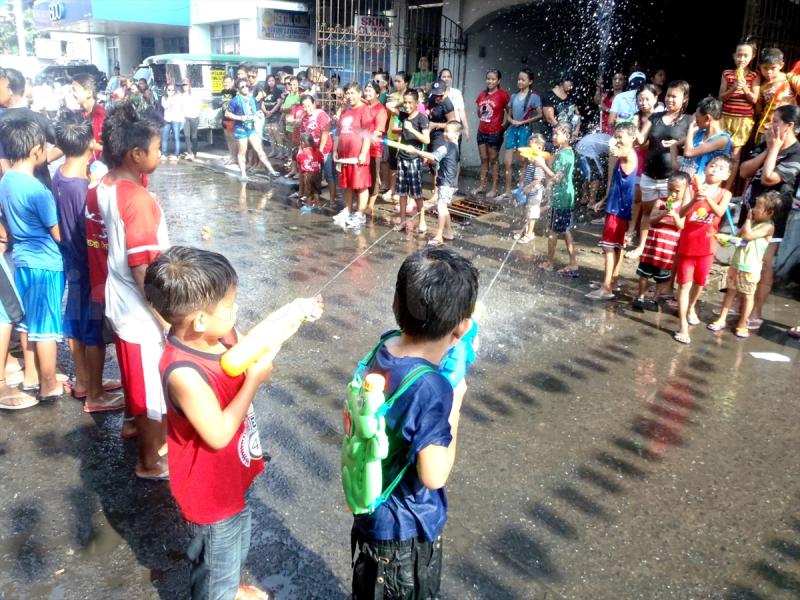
[599,214,629,249]
[233,125,256,141]
[636,261,672,282]
[505,125,531,149]
[14,266,64,342]
[300,171,322,197]
[223,120,234,134]
[526,186,544,220]
[548,208,574,234]
[437,185,455,212]
[720,115,755,147]
[640,174,669,202]
[674,254,714,286]
[477,131,504,149]
[369,156,382,196]
[579,154,606,181]
[338,162,372,190]
[728,266,761,295]
[63,279,105,346]
[114,335,166,420]
[352,525,442,600]
[323,152,335,184]
[0,253,23,325]
[397,157,422,198]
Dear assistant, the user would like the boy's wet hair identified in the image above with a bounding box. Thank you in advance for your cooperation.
[144,246,238,323]
[0,117,46,162]
[614,122,637,137]
[706,154,733,172]
[756,190,783,221]
[444,120,462,134]
[102,102,163,169]
[668,171,691,187]
[696,96,722,120]
[393,247,478,341]
[299,132,314,147]
[72,73,97,98]
[55,110,94,158]
[343,81,361,93]
[759,47,784,66]
[0,67,25,96]
[552,122,571,138]
[402,89,418,101]
[299,93,315,105]
[530,133,546,146]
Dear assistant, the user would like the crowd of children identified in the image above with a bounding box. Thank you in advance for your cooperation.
[0,37,799,599]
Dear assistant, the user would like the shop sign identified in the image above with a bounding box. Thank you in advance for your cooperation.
[258,8,310,43]
[354,15,389,36]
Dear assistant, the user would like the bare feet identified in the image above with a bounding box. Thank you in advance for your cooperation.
[121,418,138,439]
[135,457,169,480]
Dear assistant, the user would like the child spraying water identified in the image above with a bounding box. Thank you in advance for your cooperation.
[513,133,548,244]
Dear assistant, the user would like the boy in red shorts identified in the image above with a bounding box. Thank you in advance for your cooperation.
[332,82,373,230]
[671,155,732,344]
[586,122,638,300]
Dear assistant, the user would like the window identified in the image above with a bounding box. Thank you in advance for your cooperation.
[164,36,189,54]
[210,22,240,55]
[106,36,119,75]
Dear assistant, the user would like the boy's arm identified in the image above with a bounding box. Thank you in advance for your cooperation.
[416,380,465,490]
[167,354,273,450]
[705,189,732,218]
[133,264,170,332]
[49,223,61,243]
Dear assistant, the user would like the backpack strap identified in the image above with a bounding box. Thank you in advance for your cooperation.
[354,330,401,381]
[370,363,438,512]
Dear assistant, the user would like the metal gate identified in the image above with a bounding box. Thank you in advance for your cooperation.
[315,0,466,98]
[743,0,800,65]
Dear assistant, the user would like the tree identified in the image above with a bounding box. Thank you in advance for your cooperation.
[0,4,48,55]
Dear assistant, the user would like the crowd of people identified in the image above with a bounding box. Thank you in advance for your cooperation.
[0,38,799,599]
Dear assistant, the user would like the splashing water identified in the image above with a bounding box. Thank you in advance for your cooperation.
[596,0,616,77]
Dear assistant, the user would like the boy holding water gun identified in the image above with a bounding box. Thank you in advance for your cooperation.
[349,246,477,599]
[145,246,322,600]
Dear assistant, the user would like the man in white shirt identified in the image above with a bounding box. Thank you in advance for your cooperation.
[180,77,203,160]
[609,71,646,128]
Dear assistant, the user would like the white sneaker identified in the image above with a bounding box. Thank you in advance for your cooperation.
[332,209,350,223]
[346,213,366,228]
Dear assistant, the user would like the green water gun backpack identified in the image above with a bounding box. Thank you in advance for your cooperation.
[341,331,436,515]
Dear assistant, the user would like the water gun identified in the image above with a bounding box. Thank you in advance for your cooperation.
[715,233,747,248]
[518,147,551,162]
[220,296,324,376]
[334,157,360,164]
[736,66,745,84]
[382,138,420,155]
[757,60,800,136]
[664,192,677,212]
[439,301,484,388]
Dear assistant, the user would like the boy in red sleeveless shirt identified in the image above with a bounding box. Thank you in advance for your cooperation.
[671,156,732,344]
[144,246,272,600]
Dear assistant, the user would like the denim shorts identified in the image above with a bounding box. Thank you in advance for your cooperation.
[477,131,504,149]
[505,125,531,149]
[186,504,252,600]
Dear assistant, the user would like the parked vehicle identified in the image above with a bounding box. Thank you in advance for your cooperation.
[133,53,300,133]
[36,63,108,93]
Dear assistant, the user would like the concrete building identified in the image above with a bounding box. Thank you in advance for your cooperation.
[32,0,190,74]
[189,0,313,67]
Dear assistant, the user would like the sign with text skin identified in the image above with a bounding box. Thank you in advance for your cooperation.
[354,15,390,36]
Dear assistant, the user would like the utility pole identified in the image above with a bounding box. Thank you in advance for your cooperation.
[13,0,26,56]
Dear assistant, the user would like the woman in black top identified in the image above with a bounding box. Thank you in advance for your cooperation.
[628,80,692,260]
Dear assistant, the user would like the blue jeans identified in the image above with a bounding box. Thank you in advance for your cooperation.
[186,504,251,600]
[161,121,181,156]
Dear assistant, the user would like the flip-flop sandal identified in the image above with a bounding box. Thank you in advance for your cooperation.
[73,379,123,399]
[673,332,691,344]
[687,314,701,326]
[585,289,615,300]
[538,262,554,271]
[706,322,726,332]
[0,390,38,410]
[747,318,763,330]
[135,466,170,481]
[514,234,534,244]
[734,327,750,339]
[37,390,72,403]
[427,238,444,246]
[789,327,800,339]
[5,371,24,387]
[83,391,125,414]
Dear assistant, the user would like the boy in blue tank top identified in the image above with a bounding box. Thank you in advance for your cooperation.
[587,122,638,300]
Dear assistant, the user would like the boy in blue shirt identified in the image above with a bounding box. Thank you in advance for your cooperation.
[0,117,65,400]
[351,246,478,599]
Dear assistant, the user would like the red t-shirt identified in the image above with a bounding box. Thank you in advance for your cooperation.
[85,184,109,303]
[366,101,388,158]
[677,188,725,257]
[300,109,332,155]
[296,147,324,173]
[161,334,264,525]
[337,103,372,159]
[85,102,106,163]
[476,88,510,135]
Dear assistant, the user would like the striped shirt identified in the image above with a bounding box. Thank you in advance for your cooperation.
[721,69,759,118]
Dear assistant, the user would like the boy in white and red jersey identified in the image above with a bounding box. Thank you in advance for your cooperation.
[88,103,169,479]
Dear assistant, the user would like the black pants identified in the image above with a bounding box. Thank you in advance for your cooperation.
[184,117,200,155]
[352,525,443,600]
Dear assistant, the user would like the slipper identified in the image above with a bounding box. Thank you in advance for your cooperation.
[687,314,701,326]
[746,318,763,330]
[585,288,615,300]
[5,370,24,387]
[673,332,691,344]
[415,227,428,234]
[442,234,455,241]
[789,326,800,339]
[558,267,579,278]
[135,466,170,481]
[470,187,486,196]
[72,379,123,400]
[83,391,125,413]
[37,390,72,403]
[514,233,534,244]
[706,321,726,332]
[427,238,444,246]
[0,389,38,410]
[734,327,750,339]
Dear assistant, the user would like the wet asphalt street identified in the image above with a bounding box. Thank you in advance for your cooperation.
[1,163,799,600]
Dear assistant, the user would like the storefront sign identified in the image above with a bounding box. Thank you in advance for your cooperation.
[48,1,64,21]
[354,15,389,36]
[33,0,92,29]
[258,8,310,43]
[210,69,225,94]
